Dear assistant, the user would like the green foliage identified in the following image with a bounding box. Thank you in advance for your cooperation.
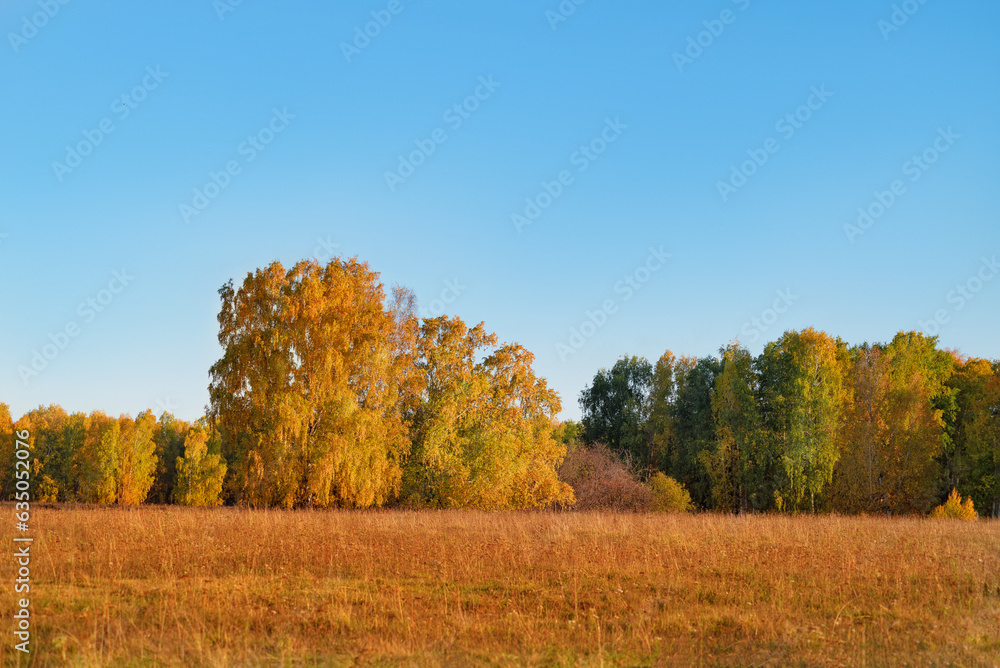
[942,357,1000,518]
[0,404,13,500]
[761,329,847,512]
[552,420,582,445]
[666,356,721,508]
[579,355,654,468]
[648,472,693,513]
[930,488,977,520]
[707,343,766,512]
[149,413,189,504]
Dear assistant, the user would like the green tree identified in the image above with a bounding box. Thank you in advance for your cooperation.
[703,343,765,512]
[56,413,88,501]
[667,356,721,508]
[942,356,997,517]
[552,420,582,445]
[761,329,847,512]
[149,413,190,504]
[883,332,951,513]
[647,351,680,476]
[579,355,653,470]
[0,404,14,500]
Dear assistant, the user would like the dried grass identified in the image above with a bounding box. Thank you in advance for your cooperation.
[3,504,999,666]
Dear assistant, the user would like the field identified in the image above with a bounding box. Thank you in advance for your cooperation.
[3,506,999,666]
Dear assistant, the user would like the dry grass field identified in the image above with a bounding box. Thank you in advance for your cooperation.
[3,506,999,667]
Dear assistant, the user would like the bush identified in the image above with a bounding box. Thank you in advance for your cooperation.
[930,488,977,521]
[558,443,652,511]
[648,472,693,513]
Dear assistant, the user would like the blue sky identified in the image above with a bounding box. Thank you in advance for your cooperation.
[2,0,998,422]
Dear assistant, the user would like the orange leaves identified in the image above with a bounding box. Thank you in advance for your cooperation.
[210,257,411,509]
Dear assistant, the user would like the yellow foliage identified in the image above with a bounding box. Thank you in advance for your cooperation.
[648,472,693,513]
[930,488,977,521]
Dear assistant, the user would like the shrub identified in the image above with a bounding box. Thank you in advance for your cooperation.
[558,443,652,511]
[930,488,977,521]
[648,472,693,513]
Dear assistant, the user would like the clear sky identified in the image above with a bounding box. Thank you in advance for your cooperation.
[2,0,998,423]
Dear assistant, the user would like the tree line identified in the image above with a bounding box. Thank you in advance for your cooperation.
[3,257,996,516]
[577,329,1000,517]
[1,257,571,510]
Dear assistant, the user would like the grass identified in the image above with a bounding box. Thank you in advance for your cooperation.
[3,505,999,666]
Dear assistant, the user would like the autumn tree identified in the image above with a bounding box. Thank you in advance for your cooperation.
[174,428,227,506]
[76,411,119,503]
[830,345,893,513]
[403,316,572,509]
[116,410,158,505]
[209,258,413,508]
[9,405,75,501]
[71,411,158,505]
[648,472,694,513]
[832,334,952,514]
